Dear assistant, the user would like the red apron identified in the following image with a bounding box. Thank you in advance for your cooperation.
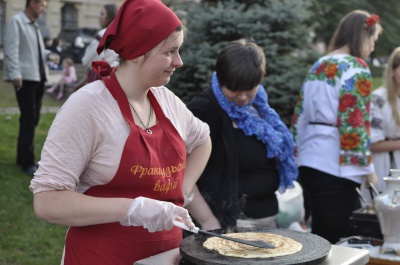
[64,70,186,264]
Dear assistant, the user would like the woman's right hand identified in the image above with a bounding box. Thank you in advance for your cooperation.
[364,171,378,187]
[120,196,195,232]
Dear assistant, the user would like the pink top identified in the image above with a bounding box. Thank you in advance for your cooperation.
[62,65,77,84]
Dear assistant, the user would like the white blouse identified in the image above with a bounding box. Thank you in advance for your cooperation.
[29,80,210,194]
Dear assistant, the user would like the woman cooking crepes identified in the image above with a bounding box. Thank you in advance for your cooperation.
[29,0,211,264]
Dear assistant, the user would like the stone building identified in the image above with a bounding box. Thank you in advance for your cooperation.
[0,0,124,47]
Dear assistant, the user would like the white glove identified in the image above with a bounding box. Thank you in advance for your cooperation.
[120,196,194,232]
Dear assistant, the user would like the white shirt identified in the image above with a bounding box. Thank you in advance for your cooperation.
[292,54,374,184]
[29,80,210,194]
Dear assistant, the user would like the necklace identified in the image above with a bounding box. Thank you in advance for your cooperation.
[129,102,153,134]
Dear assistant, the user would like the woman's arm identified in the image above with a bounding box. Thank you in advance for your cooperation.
[182,136,211,198]
[185,185,221,230]
[33,190,132,226]
[371,140,400,153]
[34,191,195,231]
[182,134,220,230]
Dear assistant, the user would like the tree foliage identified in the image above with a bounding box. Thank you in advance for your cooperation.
[168,0,317,124]
[311,0,400,58]
[165,0,400,124]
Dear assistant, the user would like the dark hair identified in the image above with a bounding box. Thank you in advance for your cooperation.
[103,4,118,28]
[216,39,266,91]
[51,38,61,47]
[26,0,42,8]
[327,10,382,60]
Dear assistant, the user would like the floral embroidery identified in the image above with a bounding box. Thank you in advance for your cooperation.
[371,117,383,130]
[291,55,372,167]
[339,94,357,112]
[338,69,371,166]
[306,58,347,87]
[326,63,338,79]
[347,108,364,128]
[365,120,370,134]
[356,77,372,96]
[341,132,360,150]
[372,93,384,108]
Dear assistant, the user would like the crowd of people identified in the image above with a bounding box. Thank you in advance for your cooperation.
[3,0,399,263]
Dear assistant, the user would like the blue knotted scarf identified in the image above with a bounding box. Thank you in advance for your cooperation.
[211,72,298,193]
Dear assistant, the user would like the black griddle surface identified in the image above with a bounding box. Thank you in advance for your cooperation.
[179,228,331,265]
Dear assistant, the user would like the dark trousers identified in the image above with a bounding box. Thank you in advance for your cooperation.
[15,80,45,170]
[298,166,361,244]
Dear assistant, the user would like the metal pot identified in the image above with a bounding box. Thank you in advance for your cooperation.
[373,176,400,249]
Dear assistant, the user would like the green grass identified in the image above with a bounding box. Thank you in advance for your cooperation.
[0,73,67,264]
[0,113,67,265]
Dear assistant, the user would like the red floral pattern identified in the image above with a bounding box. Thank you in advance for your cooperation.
[315,62,327,75]
[347,108,364,128]
[339,94,357,112]
[290,55,373,167]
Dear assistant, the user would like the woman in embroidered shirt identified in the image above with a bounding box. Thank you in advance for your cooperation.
[361,47,400,202]
[187,39,297,231]
[290,10,381,244]
[29,0,211,264]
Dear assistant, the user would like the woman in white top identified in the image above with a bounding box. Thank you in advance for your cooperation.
[75,4,118,90]
[290,10,381,244]
[29,0,211,263]
[361,47,400,201]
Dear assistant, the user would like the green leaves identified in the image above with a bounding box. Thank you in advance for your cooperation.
[169,0,317,125]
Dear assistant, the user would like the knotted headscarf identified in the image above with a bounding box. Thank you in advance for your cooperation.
[97,0,181,60]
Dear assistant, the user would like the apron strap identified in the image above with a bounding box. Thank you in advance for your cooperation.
[93,60,135,125]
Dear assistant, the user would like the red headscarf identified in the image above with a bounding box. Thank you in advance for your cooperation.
[97,0,181,60]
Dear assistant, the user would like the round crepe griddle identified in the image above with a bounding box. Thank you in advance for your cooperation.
[179,228,331,265]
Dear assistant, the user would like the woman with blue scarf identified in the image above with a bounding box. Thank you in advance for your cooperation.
[187,39,297,230]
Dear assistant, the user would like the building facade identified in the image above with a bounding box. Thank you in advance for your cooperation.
[0,0,124,47]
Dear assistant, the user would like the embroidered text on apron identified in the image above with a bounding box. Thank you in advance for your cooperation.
[64,70,186,264]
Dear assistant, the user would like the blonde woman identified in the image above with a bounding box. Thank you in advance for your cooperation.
[362,47,400,200]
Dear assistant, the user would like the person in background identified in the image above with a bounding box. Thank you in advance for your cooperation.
[73,3,118,91]
[29,0,211,263]
[290,10,381,244]
[46,57,77,100]
[361,47,400,202]
[187,39,297,231]
[43,36,52,50]
[48,37,63,70]
[3,0,59,176]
